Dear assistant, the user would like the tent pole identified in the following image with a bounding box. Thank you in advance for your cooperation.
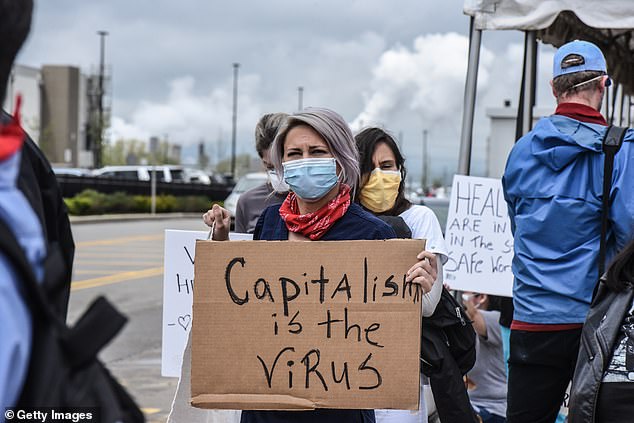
[515,36,527,141]
[610,83,619,125]
[604,84,610,119]
[458,16,482,176]
[618,85,625,126]
[522,31,537,135]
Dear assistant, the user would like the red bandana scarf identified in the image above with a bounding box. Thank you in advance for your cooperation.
[0,95,24,161]
[279,184,351,240]
[555,102,607,126]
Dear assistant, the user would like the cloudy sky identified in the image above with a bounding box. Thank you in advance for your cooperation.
[17,0,557,183]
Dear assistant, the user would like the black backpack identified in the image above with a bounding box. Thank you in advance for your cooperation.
[420,287,477,377]
[0,218,145,422]
[421,286,479,422]
[376,215,412,238]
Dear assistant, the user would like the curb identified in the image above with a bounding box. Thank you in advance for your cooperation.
[70,212,203,225]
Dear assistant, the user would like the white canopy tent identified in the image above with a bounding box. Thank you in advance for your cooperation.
[464,0,634,31]
[458,0,634,174]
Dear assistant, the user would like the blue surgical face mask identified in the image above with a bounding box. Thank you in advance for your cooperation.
[282,158,338,201]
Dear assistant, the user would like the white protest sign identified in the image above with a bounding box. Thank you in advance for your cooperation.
[161,230,253,377]
[443,175,514,297]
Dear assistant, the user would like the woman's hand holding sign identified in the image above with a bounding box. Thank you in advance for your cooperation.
[203,204,231,241]
[406,250,438,295]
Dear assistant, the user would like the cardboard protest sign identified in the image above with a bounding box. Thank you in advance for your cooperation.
[161,230,252,377]
[443,175,513,297]
[191,239,425,410]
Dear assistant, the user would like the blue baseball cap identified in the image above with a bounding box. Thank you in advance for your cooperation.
[553,40,607,79]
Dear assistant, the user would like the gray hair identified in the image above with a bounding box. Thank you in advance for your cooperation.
[271,107,360,193]
[254,112,289,158]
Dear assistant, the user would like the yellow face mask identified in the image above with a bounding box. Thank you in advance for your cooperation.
[359,168,402,213]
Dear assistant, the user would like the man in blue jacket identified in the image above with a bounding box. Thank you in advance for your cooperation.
[503,40,634,423]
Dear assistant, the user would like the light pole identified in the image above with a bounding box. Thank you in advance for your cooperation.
[422,129,428,191]
[96,30,108,168]
[297,86,304,111]
[231,63,240,181]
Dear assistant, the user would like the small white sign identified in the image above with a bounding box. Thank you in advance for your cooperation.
[443,175,514,297]
[161,230,253,377]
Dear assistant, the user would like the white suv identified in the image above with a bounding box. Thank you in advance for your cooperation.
[92,165,184,183]
[224,172,269,217]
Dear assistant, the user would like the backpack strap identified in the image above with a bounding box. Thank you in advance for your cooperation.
[599,125,627,277]
[0,217,126,368]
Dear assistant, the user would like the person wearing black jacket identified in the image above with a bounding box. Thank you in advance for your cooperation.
[569,239,634,422]
[1,3,143,421]
[1,111,75,317]
[0,0,47,412]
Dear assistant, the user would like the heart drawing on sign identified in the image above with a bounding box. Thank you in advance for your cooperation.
[178,314,191,331]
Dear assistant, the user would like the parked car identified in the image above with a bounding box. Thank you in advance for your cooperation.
[53,167,91,177]
[92,165,186,183]
[183,168,212,184]
[92,165,228,185]
[163,165,186,183]
[93,165,150,181]
[208,171,232,185]
[224,172,268,217]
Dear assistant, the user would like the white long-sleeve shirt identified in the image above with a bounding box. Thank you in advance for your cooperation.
[400,204,448,317]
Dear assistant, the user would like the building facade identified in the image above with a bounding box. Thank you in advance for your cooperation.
[2,63,108,168]
[486,102,550,178]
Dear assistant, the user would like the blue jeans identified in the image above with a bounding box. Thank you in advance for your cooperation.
[478,407,506,423]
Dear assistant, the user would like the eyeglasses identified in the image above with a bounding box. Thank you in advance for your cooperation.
[568,74,612,91]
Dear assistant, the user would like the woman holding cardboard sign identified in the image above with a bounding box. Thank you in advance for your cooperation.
[203,107,438,423]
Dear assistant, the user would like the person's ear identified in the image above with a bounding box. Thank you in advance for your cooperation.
[600,76,610,94]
